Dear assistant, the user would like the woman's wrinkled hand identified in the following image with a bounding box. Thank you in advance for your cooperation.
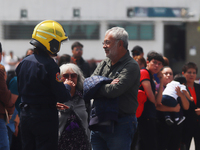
[56,103,69,110]
[64,79,75,88]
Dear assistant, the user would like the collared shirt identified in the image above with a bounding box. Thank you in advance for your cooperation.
[16,51,71,105]
[188,86,197,105]
[92,50,140,115]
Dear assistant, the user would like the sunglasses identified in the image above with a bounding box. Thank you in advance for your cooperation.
[62,73,77,79]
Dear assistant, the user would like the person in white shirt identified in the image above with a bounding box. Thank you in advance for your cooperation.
[5,51,18,72]
[162,74,193,125]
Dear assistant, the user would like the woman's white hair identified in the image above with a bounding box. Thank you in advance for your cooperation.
[60,63,85,90]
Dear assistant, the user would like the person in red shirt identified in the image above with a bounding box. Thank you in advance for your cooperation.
[137,51,164,150]
[137,51,183,150]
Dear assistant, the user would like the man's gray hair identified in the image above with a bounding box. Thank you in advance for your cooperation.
[60,63,85,90]
[105,27,129,49]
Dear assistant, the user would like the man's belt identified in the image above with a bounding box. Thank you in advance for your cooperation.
[20,103,55,109]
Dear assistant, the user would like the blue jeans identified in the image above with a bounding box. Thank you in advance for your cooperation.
[91,115,137,150]
[7,126,13,146]
[0,119,10,150]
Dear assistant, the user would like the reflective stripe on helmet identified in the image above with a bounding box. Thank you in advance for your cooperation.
[37,30,56,38]
[36,34,47,40]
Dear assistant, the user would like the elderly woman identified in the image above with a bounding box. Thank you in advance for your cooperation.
[57,63,90,150]
[181,62,200,150]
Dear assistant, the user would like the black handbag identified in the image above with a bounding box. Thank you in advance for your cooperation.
[58,107,90,150]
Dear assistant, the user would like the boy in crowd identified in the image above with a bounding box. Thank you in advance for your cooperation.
[137,51,164,150]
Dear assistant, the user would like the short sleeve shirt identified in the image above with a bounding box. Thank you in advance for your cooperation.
[140,69,151,85]
[139,69,157,119]
[163,81,187,100]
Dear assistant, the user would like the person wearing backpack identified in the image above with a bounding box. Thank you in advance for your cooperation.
[137,52,185,150]
[136,51,165,150]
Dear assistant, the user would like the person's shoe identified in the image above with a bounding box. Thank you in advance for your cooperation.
[177,116,186,125]
[165,118,174,126]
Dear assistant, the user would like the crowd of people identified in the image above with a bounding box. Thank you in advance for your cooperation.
[0,19,200,150]
[131,46,200,150]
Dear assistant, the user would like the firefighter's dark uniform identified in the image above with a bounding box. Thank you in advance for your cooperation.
[16,50,71,150]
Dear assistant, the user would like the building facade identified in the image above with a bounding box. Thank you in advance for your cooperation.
[0,0,200,76]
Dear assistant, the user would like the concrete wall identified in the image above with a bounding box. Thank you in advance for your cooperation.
[0,20,165,60]
[186,22,200,77]
[0,0,199,21]
[0,0,199,60]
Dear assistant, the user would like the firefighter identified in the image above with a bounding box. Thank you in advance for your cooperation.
[16,20,74,150]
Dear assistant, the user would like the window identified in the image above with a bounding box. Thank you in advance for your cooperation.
[126,25,138,40]
[3,23,100,40]
[109,23,154,40]
[3,24,35,39]
[62,24,100,40]
[140,25,154,40]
